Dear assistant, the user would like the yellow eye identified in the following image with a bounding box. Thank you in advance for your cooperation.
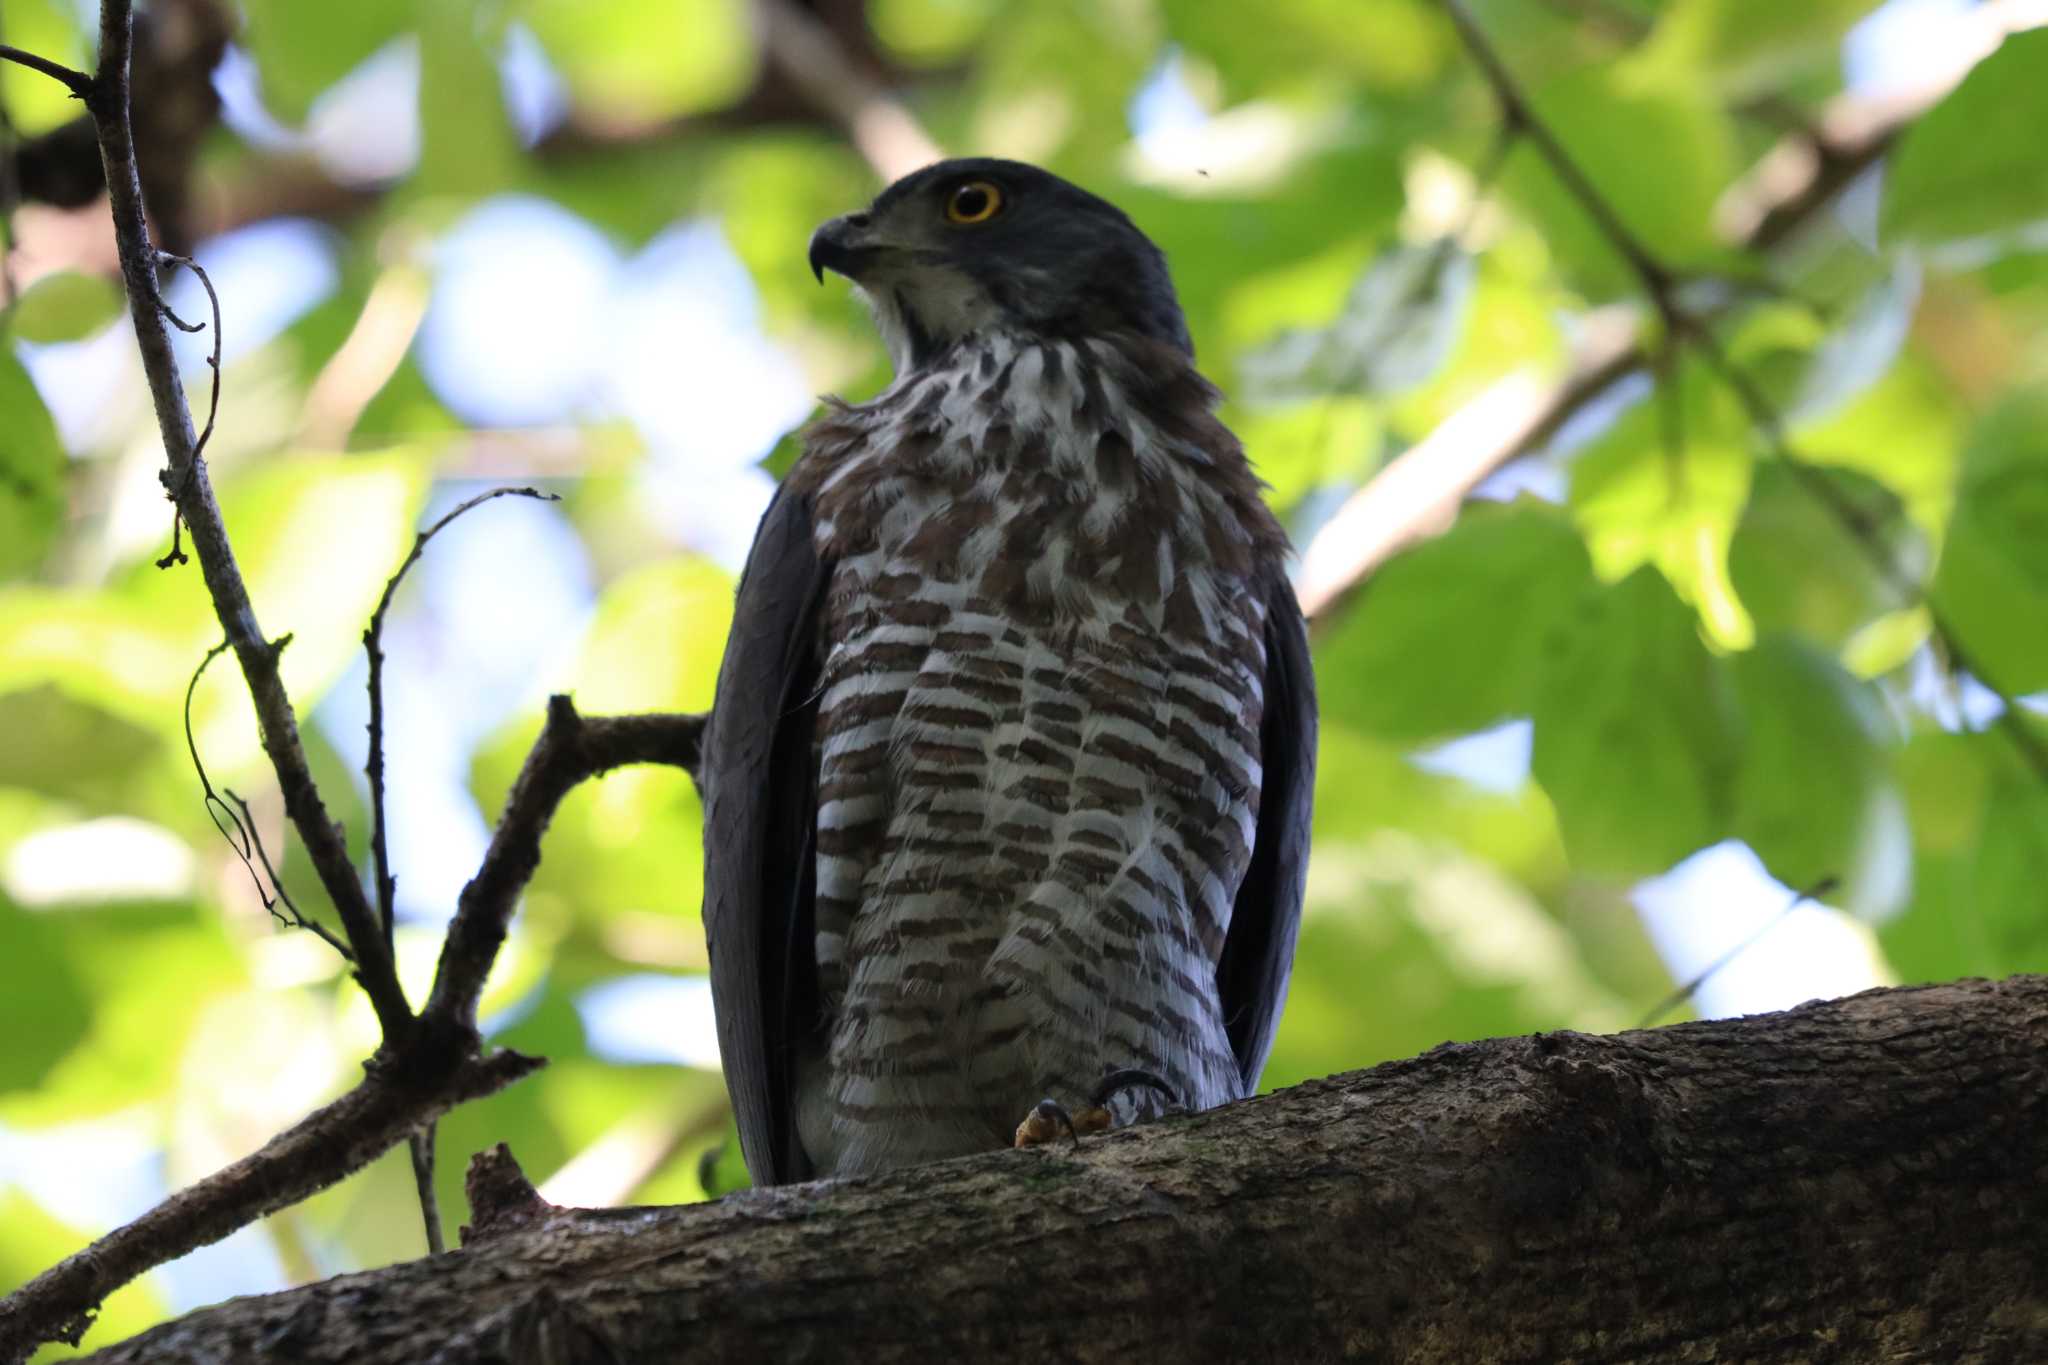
[943,180,1004,225]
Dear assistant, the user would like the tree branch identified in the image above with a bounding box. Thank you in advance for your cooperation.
[69,976,2048,1363]
[755,0,942,180]
[0,43,91,97]
[365,487,560,940]
[0,1049,542,1359]
[80,0,413,1038]
[423,696,706,1033]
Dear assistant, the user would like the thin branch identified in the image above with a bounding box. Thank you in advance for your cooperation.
[365,486,559,941]
[1637,877,1839,1028]
[82,0,411,1039]
[1435,0,2048,785]
[423,697,707,1031]
[183,639,354,958]
[0,1048,541,1359]
[364,487,561,1264]
[0,42,92,98]
[755,0,942,180]
[409,1128,445,1256]
[152,252,221,569]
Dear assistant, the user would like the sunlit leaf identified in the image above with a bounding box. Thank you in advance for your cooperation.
[1531,565,1738,877]
[1240,241,1475,402]
[1643,0,1874,97]
[1882,29,2048,250]
[1315,500,1592,743]
[1728,636,1900,913]
[1728,459,1922,652]
[0,896,93,1093]
[0,685,162,809]
[1567,362,1753,645]
[9,271,124,345]
[1502,63,1740,298]
[240,0,414,121]
[0,352,65,580]
[1161,0,1447,100]
[1883,723,2048,980]
[1929,389,2048,693]
[522,0,755,127]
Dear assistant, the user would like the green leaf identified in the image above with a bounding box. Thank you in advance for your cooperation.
[1882,29,2048,249]
[1,904,245,1124]
[1239,241,1475,401]
[1566,362,1753,646]
[0,896,92,1093]
[1531,565,1738,878]
[1643,0,1876,98]
[1161,0,1448,101]
[9,270,124,344]
[1501,64,1739,298]
[1882,724,2048,980]
[522,0,754,126]
[1929,388,2048,694]
[1727,459,1922,651]
[1314,500,1593,743]
[0,685,162,808]
[415,5,522,198]
[0,351,65,580]
[1728,636,1901,914]
[240,0,413,121]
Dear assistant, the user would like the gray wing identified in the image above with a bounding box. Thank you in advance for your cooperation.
[1216,567,1317,1092]
[701,482,831,1186]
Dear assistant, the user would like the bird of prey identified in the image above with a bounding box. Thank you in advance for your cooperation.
[701,158,1316,1185]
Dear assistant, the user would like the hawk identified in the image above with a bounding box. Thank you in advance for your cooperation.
[702,158,1316,1185]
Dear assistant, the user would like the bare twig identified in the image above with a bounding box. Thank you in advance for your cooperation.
[80,0,411,1038]
[1637,877,1840,1028]
[364,486,559,1262]
[182,639,354,959]
[0,42,92,97]
[365,486,559,941]
[424,697,707,1031]
[409,1128,444,1256]
[152,252,221,569]
[0,11,702,1355]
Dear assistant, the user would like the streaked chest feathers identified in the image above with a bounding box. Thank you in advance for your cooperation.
[782,331,1281,1174]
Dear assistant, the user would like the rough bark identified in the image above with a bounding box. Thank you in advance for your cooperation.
[80,976,2048,1364]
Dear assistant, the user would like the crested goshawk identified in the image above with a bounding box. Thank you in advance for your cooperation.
[701,158,1317,1184]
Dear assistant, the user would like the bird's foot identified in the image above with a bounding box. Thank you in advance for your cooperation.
[1012,1068,1180,1151]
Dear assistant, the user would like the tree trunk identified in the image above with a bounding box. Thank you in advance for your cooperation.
[81,977,2048,1363]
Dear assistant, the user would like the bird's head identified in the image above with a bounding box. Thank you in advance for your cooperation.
[809,158,1193,374]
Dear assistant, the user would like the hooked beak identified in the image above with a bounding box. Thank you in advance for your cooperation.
[808,213,882,284]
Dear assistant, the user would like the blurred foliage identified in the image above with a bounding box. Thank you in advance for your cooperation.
[2,0,2047,1353]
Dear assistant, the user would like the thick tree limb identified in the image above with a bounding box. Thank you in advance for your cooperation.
[73,977,2048,1363]
[0,1049,542,1359]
